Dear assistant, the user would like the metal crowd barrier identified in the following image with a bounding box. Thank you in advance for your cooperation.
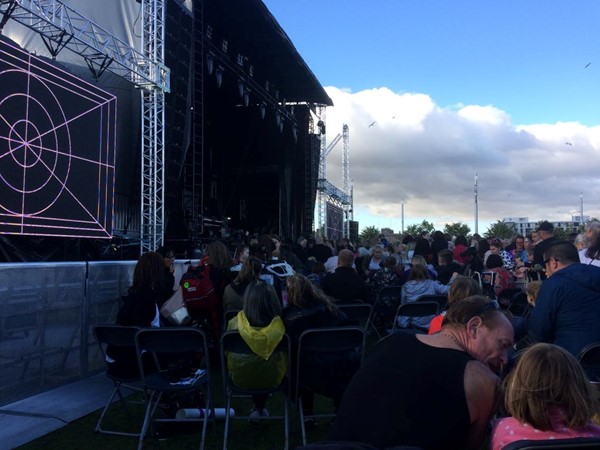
[0,259,196,406]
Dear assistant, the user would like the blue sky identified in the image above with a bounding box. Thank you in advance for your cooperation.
[263,0,600,234]
[265,1,600,126]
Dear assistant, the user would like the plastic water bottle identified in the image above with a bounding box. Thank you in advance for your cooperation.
[281,288,288,308]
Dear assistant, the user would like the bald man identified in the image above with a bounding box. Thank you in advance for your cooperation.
[321,249,369,302]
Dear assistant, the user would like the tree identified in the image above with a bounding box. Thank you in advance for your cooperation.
[443,222,471,238]
[484,220,517,240]
[359,225,380,245]
[553,228,569,240]
[405,220,435,237]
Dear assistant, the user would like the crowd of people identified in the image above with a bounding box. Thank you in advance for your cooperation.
[106,220,600,449]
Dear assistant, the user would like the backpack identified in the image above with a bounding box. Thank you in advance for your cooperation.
[180,263,219,309]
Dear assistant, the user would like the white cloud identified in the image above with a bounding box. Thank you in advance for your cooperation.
[321,86,600,232]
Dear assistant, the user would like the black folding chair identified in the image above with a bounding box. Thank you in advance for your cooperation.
[507,291,530,317]
[222,308,241,329]
[376,285,402,304]
[93,325,143,437]
[135,327,212,450]
[220,331,291,450]
[472,271,482,289]
[372,285,402,337]
[500,437,600,449]
[416,294,448,311]
[337,302,373,331]
[481,271,497,299]
[295,326,366,445]
[578,342,600,384]
[392,301,439,334]
[497,287,523,309]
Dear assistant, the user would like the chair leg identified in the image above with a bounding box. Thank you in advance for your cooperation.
[96,384,141,437]
[223,391,232,450]
[299,395,306,446]
[199,388,210,450]
[284,396,290,450]
[137,390,162,450]
[95,385,119,434]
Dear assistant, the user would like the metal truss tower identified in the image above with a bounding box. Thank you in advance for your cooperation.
[139,0,168,253]
[315,107,351,238]
[0,0,170,254]
[342,123,351,238]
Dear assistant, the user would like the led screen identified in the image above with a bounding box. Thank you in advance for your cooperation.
[0,38,116,238]
[326,202,344,241]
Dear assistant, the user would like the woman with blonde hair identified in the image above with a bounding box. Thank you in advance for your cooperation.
[491,343,600,450]
[282,274,354,427]
[283,273,346,338]
[428,276,482,334]
[223,257,278,311]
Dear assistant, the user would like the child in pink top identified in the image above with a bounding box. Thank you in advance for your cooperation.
[491,343,600,450]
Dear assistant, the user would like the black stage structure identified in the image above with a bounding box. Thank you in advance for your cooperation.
[0,0,332,261]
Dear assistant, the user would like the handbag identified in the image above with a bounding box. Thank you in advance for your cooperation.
[160,288,191,325]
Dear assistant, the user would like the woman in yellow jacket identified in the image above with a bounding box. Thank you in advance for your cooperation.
[226,279,287,421]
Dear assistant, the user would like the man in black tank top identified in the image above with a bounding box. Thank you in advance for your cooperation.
[330,295,514,450]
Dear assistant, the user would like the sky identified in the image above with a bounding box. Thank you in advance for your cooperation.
[262,0,600,235]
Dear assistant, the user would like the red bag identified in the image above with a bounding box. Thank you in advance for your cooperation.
[180,263,219,309]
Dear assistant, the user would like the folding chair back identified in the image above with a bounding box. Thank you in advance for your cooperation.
[134,327,212,450]
[296,327,366,445]
[481,271,497,299]
[497,287,523,309]
[578,342,600,384]
[416,294,448,311]
[472,271,482,288]
[223,308,241,329]
[372,285,402,337]
[508,292,531,317]
[93,324,143,437]
[393,301,439,333]
[337,303,372,331]
[220,330,291,450]
[376,285,402,304]
[500,437,600,449]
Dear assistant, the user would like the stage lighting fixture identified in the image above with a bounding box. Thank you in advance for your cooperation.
[243,90,250,107]
[237,78,244,97]
[279,119,284,133]
[260,102,266,119]
[275,111,281,127]
[292,126,298,143]
[206,53,214,75]
[215,66,224,87]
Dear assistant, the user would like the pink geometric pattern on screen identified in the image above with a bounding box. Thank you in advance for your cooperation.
[0,38,117,239]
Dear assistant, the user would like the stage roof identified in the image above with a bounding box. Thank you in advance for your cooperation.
[204,0,333,106]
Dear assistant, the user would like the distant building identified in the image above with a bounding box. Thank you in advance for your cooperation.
[503,216,589,236]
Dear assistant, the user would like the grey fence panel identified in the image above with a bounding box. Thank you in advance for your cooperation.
[0,259,200,407]
[85,261,136,373]
[0,262,86,405]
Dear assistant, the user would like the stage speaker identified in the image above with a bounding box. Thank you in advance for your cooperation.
[349,220,359,242]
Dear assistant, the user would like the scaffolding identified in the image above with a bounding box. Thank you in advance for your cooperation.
[0,0,170,253]
[315,109,352,238]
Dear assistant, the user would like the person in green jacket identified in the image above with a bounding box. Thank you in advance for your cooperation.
[226,279,287,421]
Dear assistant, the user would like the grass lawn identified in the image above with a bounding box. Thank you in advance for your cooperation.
[15,332,380,450]
[15,365,335,450]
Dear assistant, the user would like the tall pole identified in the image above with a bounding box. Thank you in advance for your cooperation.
[401,200,405,234]
[474,173,479,234]
[580,192,584,225]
